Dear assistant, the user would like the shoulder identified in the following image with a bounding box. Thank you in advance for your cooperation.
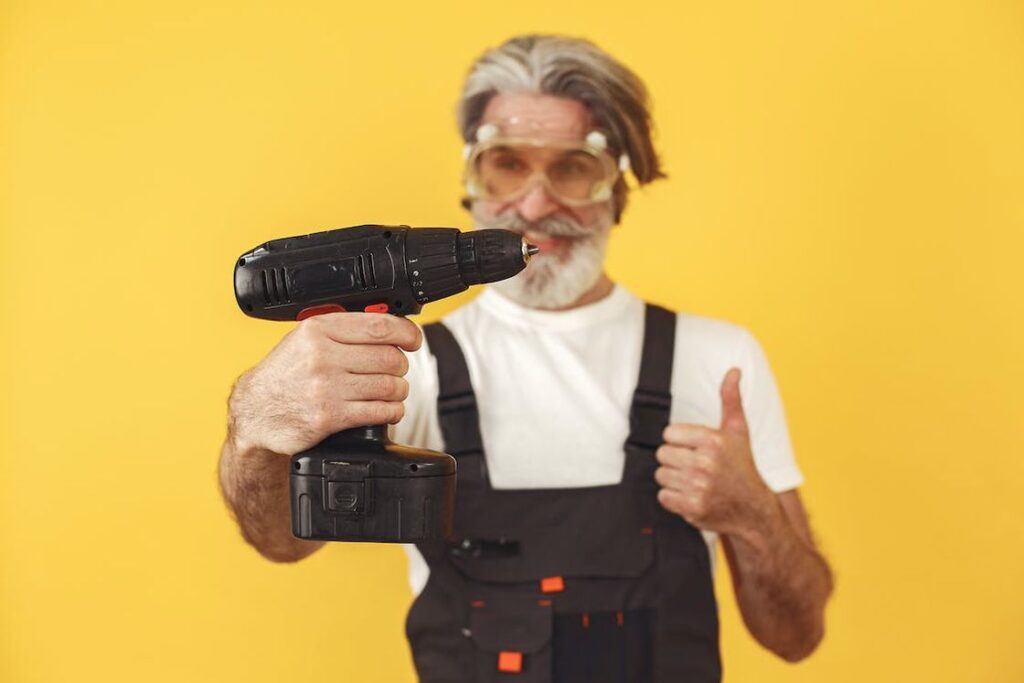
[672,310,762,369]
[667,309,775,423]
[674,310,752,339]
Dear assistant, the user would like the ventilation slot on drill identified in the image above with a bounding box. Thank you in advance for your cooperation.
[354,255,366,289]
[260,268,291,305]
[359,253,376,289]
[278,268,290,302]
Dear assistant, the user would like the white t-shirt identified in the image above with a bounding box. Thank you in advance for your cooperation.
[394,284,804,597]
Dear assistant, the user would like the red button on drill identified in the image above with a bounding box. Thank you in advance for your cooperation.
[363,303,389,313]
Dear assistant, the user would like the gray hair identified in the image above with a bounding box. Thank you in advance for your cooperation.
[457,34,665,222]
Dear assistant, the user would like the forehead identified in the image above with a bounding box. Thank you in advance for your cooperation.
[480,92,594,140]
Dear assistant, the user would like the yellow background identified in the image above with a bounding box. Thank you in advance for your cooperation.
[2,1,1022,681]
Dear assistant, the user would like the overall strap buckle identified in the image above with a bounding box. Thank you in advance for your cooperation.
[627,387,672,449]
[437,389,485,457]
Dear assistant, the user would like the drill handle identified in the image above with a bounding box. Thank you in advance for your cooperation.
[318,424,390,448]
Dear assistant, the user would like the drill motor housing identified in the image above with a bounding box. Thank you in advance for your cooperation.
[235,224,528,319]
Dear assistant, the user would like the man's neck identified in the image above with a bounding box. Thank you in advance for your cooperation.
[532,273,615,311]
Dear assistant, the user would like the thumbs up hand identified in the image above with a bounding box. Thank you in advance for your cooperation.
[655,368,776,536]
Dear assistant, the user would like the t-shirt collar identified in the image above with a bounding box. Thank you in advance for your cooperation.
[476,283,635,332]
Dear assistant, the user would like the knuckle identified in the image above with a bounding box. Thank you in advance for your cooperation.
[403,322,423,349]
[364,314,391,340]
[371,374,395,398]
[347,400,403,425]
[306,373,329,402]
[389,317,421,349]
[304,347,330,376]
[295,329,326,359]
[352,374,376,397]
[393,348,411,375]
[380,346,408,375]
[369,345,390,369]
[395,377,410,401]
[344,401,375,426]
[295,317,323,342]
[387,402,406,424]
[669,495,690,519]
[307,406,333,434]
[696,452,716,473]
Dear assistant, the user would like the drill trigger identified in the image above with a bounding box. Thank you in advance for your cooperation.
[296,304,347,320]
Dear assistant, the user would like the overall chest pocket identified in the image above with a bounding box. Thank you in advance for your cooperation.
[450,485,658,584]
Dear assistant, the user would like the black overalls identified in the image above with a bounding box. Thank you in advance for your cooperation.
[406,304,721,683]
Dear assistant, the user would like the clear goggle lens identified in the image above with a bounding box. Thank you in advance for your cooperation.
[465,139,620,207]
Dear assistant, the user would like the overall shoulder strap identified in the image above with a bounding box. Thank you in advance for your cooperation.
[422,322,490,487]
[623,304,677,481]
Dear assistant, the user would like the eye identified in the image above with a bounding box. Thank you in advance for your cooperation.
[553,160,587,176]
[480,148,529,174]
[493,154,526,172]
[550,152,600,178]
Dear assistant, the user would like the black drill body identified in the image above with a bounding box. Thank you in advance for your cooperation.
[235,224,531,319]
[234,224,533,543]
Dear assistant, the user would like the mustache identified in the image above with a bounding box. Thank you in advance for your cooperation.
[474,210,592,239]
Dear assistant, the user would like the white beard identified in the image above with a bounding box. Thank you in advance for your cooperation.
[472,205,614,309]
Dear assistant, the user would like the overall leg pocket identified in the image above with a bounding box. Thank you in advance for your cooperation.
[553,609,653,683]
[468,597,553,682]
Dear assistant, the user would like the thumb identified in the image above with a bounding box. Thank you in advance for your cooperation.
[719,367,749,435]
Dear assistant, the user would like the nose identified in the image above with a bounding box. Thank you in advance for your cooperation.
[515,183,562,223]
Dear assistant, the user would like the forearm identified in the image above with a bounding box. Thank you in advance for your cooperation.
[218,434,325,563]
[722,496,833,662]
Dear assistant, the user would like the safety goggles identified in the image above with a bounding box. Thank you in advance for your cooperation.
[463,123,630,207]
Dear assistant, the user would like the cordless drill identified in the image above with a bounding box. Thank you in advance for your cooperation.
[234,225,536,543]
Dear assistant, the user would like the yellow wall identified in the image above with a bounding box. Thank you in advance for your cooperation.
[2,1,1022,681]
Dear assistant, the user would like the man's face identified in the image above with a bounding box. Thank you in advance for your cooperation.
[469,92,617,309]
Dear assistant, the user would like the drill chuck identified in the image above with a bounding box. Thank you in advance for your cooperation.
[455,229,537,286]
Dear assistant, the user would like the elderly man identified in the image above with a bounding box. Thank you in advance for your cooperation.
[219,35,833,682]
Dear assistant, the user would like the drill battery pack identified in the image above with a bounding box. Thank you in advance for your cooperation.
[289,427,456,542]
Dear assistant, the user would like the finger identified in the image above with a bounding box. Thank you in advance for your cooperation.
[343,400,406,427]
[654,465,687,491]
[654,465,709,494]
[336,373,410,402]
[657,445,719,477]
[719,367,749,436]
[657,488,699,523]
[657,487,681,515]
[309,400,406,434]
[656,443,697,469]
[339,344,410,376]
[662,423,722,449]
[304,313,423,351]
